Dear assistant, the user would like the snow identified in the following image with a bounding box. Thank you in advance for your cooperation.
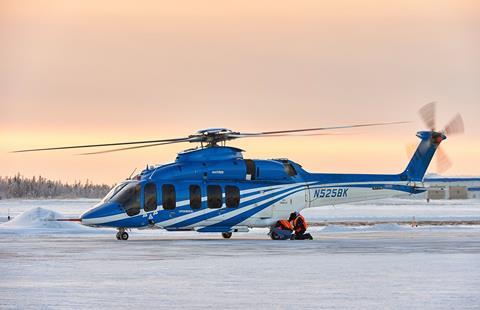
[0,198,96,221]
[1,199,480,309]
[320,223,410,233]
[3,207,72,228]
[1,227,480,309]
[0,206,104,234]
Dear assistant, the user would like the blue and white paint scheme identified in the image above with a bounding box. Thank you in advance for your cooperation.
[14,102,462,239]
[80,130,445,239]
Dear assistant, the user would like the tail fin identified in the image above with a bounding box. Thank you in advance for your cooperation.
[400,131,446,182]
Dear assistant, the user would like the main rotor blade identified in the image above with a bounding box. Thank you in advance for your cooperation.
[228,132,357,139]
[78,140,187,155]
[12,137,190,153]
[237,121,409,136]
[419,102,436,131]
[442,113,464,136]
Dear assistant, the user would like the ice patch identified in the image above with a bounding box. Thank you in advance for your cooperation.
[367,223,410,232]
[321,225,358,233]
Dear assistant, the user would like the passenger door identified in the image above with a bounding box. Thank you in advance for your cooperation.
[252,186,274,219]
[271,183,309,219]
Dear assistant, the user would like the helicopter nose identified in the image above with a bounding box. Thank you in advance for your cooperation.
[81,202,122,226]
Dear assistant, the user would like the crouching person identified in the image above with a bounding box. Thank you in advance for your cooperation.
[289,212,313,240]
[269,219,294,240]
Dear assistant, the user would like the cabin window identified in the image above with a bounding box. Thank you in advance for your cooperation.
[162,184,176,210]
[189,185,202,209]
[207,185,222,209]
[112,182,141,216]
[144,182,157,212]
[225,186,240,208]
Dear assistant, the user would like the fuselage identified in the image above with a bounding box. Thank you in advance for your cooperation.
[81,145,427,232]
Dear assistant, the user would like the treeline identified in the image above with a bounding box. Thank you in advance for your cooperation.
[0,174,112,199]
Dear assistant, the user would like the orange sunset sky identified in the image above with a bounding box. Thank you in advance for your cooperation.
[1,0,479,184]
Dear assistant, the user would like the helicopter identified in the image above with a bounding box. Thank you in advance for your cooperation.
[14,103,463,240]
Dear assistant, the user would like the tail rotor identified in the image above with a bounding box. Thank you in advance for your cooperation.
[442,113,464,136]
[418,102,464,173]
[435,147,453,173]
[419,102,436,131]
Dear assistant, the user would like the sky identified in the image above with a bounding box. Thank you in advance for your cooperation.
[1,0,479,184]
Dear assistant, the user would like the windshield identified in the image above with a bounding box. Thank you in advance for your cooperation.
[102,182,129,202]
[111,182,141,216]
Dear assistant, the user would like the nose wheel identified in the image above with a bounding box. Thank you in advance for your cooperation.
[116,228,129,240]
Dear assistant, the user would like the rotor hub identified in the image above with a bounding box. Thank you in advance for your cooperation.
[188,128,240,147]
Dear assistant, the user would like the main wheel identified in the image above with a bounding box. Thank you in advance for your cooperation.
[116,232,121,240]
[120,232,129,240]
[221,232,232,239]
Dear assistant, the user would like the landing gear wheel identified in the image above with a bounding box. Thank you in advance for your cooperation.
[116,232,121,240]
[120,232,129,240]
[222,232,232,239]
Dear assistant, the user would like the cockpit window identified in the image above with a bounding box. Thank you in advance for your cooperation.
[284,163,297,176]
[111,182,141,216]
[102,182,128,202]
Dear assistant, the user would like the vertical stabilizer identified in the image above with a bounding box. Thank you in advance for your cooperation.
[401,131,446,182]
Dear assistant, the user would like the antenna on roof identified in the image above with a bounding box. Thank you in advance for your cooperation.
[127,168,137,180]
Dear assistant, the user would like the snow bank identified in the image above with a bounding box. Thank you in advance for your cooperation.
[0,207,101,234]
[0,199,97,220]
[303,198,480,223]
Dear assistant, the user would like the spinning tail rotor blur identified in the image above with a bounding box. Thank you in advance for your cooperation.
[417,102,464,173]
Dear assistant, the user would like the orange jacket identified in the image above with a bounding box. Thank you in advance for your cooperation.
[293,214,308,233]
[277,219,293,230]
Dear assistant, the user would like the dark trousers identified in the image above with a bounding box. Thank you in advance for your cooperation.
[295,229,306,237]
[293,229,312,240]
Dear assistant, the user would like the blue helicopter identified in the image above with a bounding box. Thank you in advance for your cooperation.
[15,103,463,240]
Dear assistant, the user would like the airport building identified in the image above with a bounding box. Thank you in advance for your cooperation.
[423,176,480,200]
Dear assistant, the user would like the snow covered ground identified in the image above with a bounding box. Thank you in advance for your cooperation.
[1,199,480,309]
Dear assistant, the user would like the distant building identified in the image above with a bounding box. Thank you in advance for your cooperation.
[423,175,480,200]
